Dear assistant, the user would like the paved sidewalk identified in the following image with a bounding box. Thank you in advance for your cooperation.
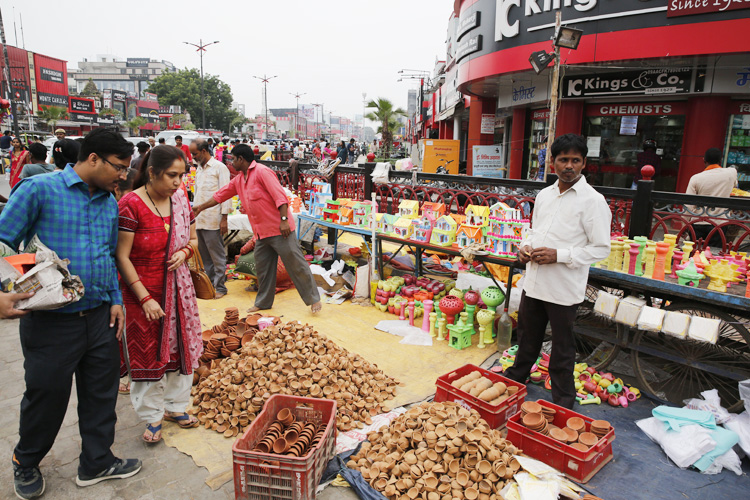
[0,317,359,500]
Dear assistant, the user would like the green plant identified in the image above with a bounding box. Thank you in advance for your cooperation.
[125,116,148,135]
[182,123,196,130]
[365,98,406,159]
[99,108,122,119]
[37,106,69,131]
[79,78,100,96]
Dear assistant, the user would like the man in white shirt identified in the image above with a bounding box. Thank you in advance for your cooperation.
[686,147,738,248]
[505,134,612,409]
[190,139,231,298]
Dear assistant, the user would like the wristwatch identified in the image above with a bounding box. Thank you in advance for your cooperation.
[280,216,288,221]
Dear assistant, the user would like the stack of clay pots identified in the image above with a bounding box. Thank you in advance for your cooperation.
[347,401,521,500]
[519,404,611,452]
[190,320,400,436]
[451,371,518,405]
[254,408,327,457]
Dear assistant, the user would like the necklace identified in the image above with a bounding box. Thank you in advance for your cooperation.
[145,184,171,232]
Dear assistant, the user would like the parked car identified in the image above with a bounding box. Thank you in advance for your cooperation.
[155,130,201,146]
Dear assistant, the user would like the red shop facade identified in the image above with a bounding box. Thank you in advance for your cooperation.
[447,0,750,192]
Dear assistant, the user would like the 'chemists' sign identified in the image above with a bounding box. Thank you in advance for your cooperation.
[668,0,750,18]
[562,68,693,98]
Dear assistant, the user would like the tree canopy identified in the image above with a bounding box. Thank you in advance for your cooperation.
[365,98,406,157]
[146,68,239,132]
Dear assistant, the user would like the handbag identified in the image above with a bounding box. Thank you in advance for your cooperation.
[187,244,216,300]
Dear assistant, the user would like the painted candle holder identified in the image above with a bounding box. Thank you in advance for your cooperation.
[627,243,640,275]
[437,317,447,341]
[676,259,705,288]
[669,250,684,279]
[480,287,505,311]
[612,240,624,272]
[476,309,496,348]
[663,234,677,273]
[421,300,434,332]
[428,312,437,337]
[703,260,741,293]
[643,243,657,279]
[681,241,695,264]
[439,296,465,325]
[408,300,415,327]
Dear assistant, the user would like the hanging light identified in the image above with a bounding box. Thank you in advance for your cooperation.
[554,26,584,50]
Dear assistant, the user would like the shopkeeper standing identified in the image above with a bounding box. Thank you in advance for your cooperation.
[504,134,612,409]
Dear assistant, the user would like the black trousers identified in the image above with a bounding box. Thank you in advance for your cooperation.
[504,291,580,409]
[14,303,119,475]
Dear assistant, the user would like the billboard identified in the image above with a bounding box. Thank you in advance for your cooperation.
[126,58,150,67]
[33,53,68,110]
[69,96,96,115]
[421,139,460,174]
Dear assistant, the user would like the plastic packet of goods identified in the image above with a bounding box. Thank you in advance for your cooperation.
[615,296,646,327]
[687,316,721,344]
[637,306,666,332]
[594,290,619,318]
[662,311,691,339]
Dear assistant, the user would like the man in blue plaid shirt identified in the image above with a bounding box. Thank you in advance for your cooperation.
[0,129,142,499]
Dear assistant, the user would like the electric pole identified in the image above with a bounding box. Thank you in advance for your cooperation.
[183,39,219,132]
[290,92,305,140]
[0,8,20,138]
[254,75,277,140]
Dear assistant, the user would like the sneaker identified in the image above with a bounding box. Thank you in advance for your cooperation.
[13,460,45,500]
[75,458,142,487]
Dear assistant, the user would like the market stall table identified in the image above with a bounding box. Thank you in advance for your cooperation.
[296,213,373,258]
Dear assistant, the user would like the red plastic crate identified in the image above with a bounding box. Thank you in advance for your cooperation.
[506,400,615,483]
[434,364,527,429]
[232,395,337,500]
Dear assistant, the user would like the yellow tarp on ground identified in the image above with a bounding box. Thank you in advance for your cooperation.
[165,277,493,488]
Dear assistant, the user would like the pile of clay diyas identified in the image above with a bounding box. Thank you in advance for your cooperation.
[254,408,326,457]
[520,404,612,451]
[451,370,518,406]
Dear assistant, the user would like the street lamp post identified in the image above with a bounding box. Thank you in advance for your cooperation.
[183,39,219,132]
[361,92,367,140]
[312,103,322,140]
[290,92,305,140]
[254,75,277,140]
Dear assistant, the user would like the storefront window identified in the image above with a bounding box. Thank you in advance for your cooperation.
[527,109,549,180]
[723,106,750,190]
[583,104,686,191]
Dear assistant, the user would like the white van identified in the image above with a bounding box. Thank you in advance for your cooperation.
[155,130,201,146]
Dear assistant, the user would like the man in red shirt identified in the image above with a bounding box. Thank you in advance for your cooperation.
[174,135,193,163]
[193,144,321,313]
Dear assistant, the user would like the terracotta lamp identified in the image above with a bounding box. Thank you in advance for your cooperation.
[480,287,505,310]
[439,296,465,325]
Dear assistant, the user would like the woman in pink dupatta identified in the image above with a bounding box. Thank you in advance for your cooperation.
[115,145,202,443]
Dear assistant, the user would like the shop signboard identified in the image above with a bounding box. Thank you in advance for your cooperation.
[421,139,460,174]
[455,34,482,63]
[667,1,750,18]
[143,92,158,102]
[497,74,549,108]
[37,92,68,107]
[138,102,160,123]
[711,56,750,95]
[481,114,495,134]
[472,145,505,178]
[126,58,150,67]
[562,68,693,98]
[457,11,480,41]
[112,90,127,101]
[33,53,68,111]
[27,52,38,113]
[69,97,96,115]
[730,101,750,115]
[39,67,63,84]
[587,102,688,116]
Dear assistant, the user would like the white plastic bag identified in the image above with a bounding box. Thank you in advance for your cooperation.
[683,389,731,425]
[354,264,370,299]
[724,412,750,457]
[636,417,716,468]
[371,162,390,185]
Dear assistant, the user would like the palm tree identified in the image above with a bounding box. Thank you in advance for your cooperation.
[125,117,147,136]
[365,98,406,158]
[37,106,69,132]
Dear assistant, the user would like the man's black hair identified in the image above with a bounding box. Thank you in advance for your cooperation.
[78,127,134,162]
[3,130,9,135]
[29,142,48,162]
[232,143,255,163]
[136,141,150,154]
[175,135,183,141]
[158,137,166,144]
[704,148,722,165]
[550,133,588,159]
[193,139,211,153]
[53,139,81,169]
[207,137,214,143]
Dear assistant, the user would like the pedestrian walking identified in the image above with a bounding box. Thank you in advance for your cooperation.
[189,139,231,299]
[9,137,30,188]
[0,128,141,499]
[347,138,357,164]
[193,144,322,313]
[19,143,54,179]
[115,145,203,444]
[504,134,611,409]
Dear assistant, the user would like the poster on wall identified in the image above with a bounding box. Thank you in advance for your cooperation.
[472,145,505,178]
[586,137,602,158]
[619,116,638,136]
[421,139,460,174]
[480,114,495,134]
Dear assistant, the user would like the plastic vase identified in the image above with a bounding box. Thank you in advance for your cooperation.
[643,244,656,279]
[746,280,750,298]
[422,300,434,332]
[612,240,624,272]
[663,234,677,273]
[634,236,648,276]
[653,242,669,281]
[627,243,640,275]
[408,301,415,327]
[428,312,437,337]
[437,318,447,341]
[669,250,683,279]
[622,239,633,273]
[399,302,406,321]
[370,281,378,306]
[465,304,477,331]
[476,309,496,348]
[681,241,694,264]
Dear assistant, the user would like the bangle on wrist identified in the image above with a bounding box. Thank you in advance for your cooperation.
[139,295,153,306]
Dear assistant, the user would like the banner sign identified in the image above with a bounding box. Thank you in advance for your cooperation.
[39,67,63,84]
[667,0,750,18]
[457,11,480,41]
[37,92,68,107]
[472,145,505,178]
[455,35,482,63]
[69,96,96,114]
[563,68,693,98]
[126,58,150,67]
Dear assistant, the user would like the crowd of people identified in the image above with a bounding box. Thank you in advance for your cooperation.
[0,127,321,499]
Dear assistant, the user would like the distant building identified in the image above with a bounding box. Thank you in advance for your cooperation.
[407,89,418,120]
[232,102,246,117]
[72,55,175,96]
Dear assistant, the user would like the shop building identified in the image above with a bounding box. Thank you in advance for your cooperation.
[72,56,175,96]
[430,0,750,192]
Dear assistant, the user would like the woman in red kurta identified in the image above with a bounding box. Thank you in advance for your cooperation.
[9,137,30,188]
[116,145,202,443]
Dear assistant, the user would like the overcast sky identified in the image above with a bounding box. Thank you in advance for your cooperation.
[4,0,452,124]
